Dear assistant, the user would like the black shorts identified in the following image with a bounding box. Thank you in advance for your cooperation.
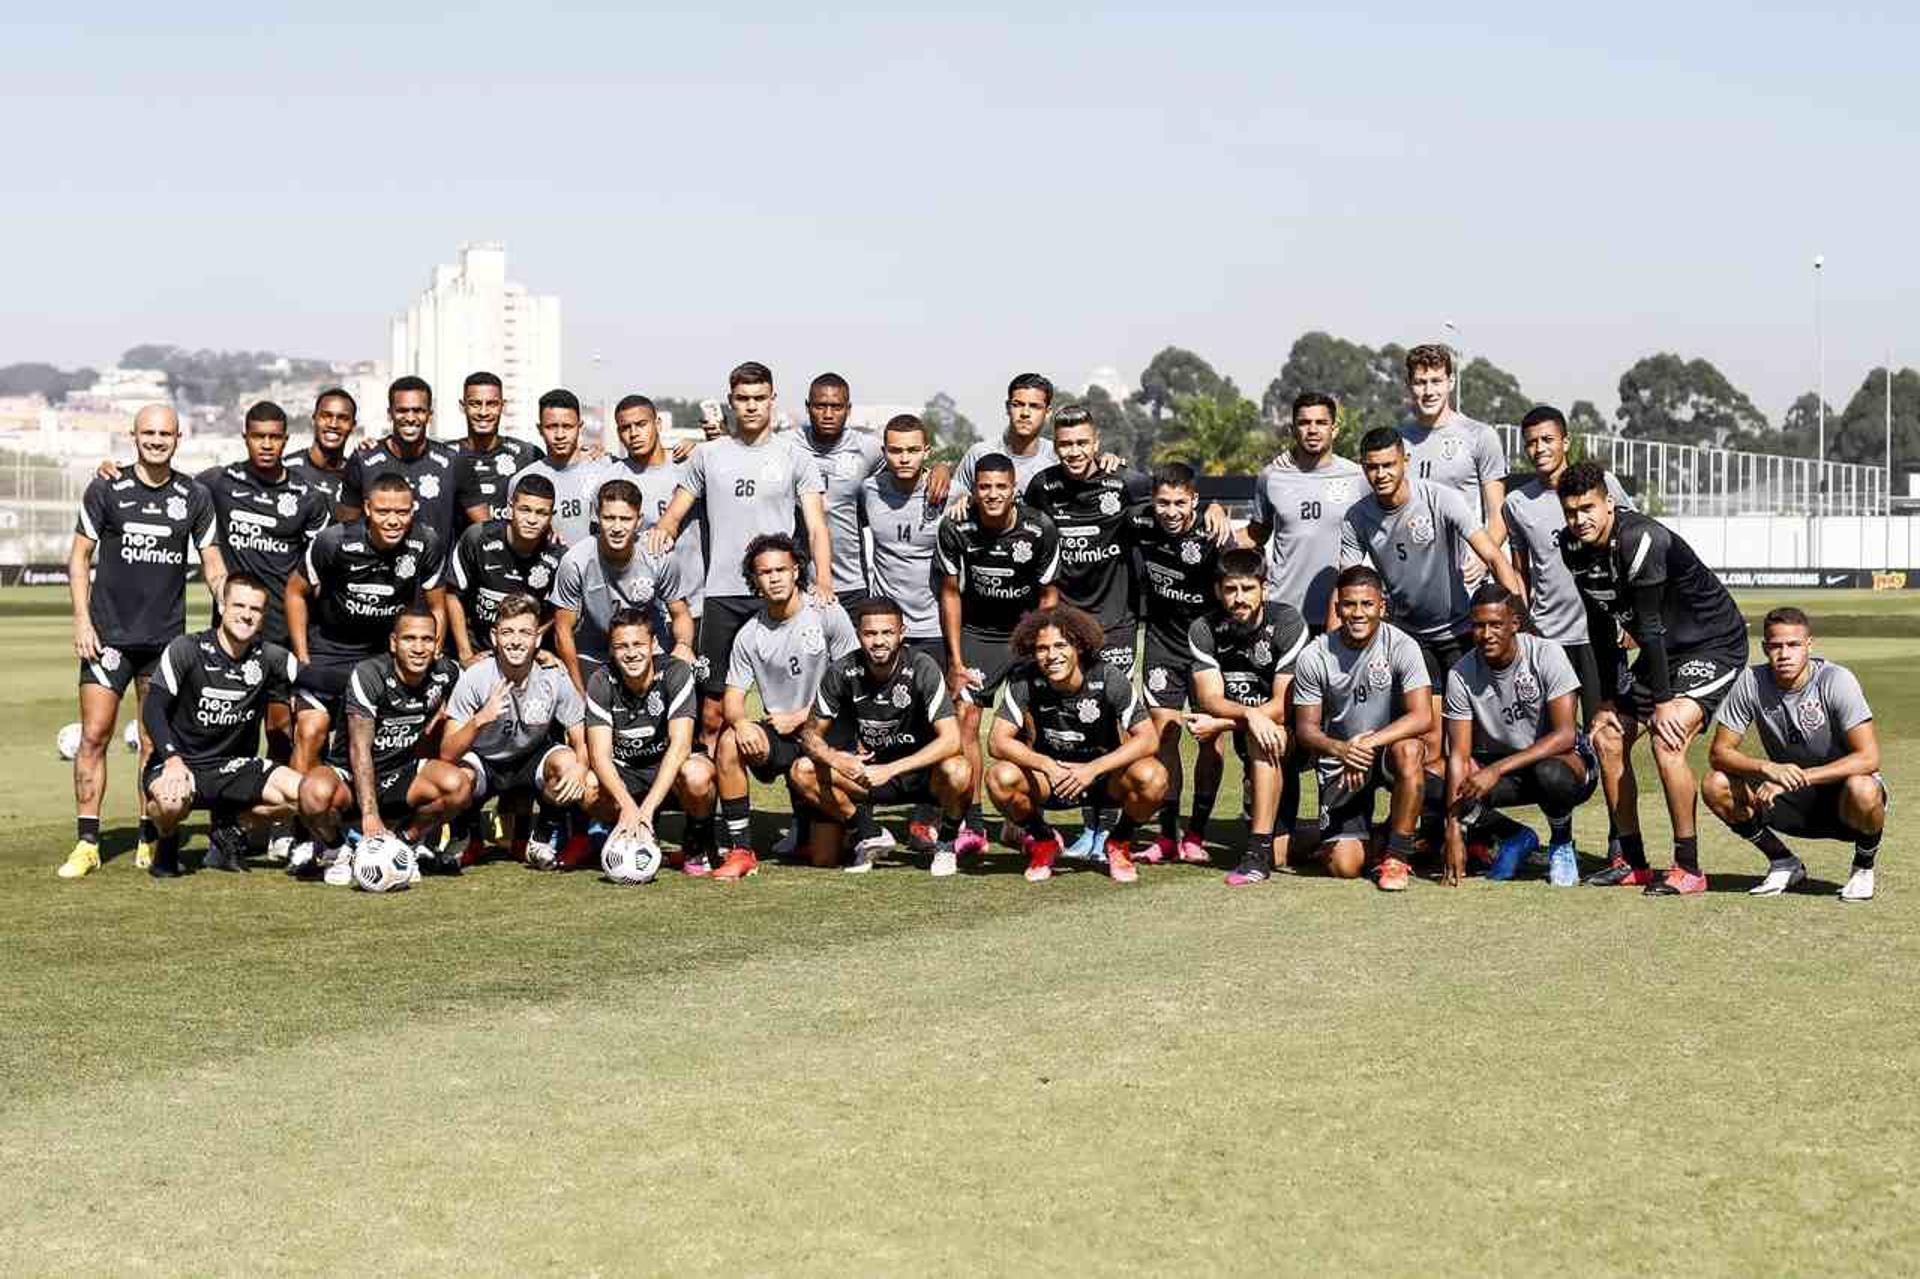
[1313,762,1389,844]
[1098,623,1138,676]
[1468,735,1600,817]
[296,656,360,715]
[958,629,1018,706]
[144,755,276,810]
[613,758,685,812]
[79,643,166,696]
[1415,633,1472,687]
[744,720,808,784]
[905,636,947,666]
[1034,765,1120,811]
[461,743,568,802]
[1140,634,1193,711]
[1563,641,1603,724]
[329,759,426,819]
[836,587,869,609]
[1763,774,1889,842]
[697,595,760,697]
[1618,647,1745,722]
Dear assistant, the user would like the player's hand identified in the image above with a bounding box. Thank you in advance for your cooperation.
[1761,761,1810,792]
[1096,451,1123,474]
[768,708,810,736]
[1440,828,1465,887]
[1649,700,1692,752]
[1184,712,1233,741]
[642,525,674,555]
[1753,781,1784,807]
[947,662,981,701]
[154,757,193,807]
[461,648,488,668]
[1455,764,1498,807]
[551,760,591,806]
[945,493,973,519]
[864,758,900,791]
[1054,763,1099,803]
[734,720,770,764]
[668,439,695,463]
[1244,709,1284,761]
[1201,503,1235,546]
[472,682,509,727]
[809,582,837,609]
[74,619,102,661]
[94,458,123,482]
[361,813,390,841]
[1588,705,1623,744]
[671,643,697,666]
[924,463,954,507]
[1337,732,1376,774]
[581,441,607,461]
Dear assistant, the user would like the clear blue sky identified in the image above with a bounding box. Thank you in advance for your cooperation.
[5,2,1913,428]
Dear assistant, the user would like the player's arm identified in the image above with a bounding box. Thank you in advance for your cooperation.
[1441,714,1476,885]
[1077,714,1160,782]
[1473,691,1578,793]
[347,714,389,838]
[1480,476,1508,554]
[798,489,835,605]
[439,682,505,762]
[875,714,962,785]
[666,597,696,663]
[1706,723,1780,785]
[938,572,974,699]
[284,569,313,662]
[798,714,868,789]
[1803,718,1880,786]
[551,606,587,692]
[1291,697,1344,762]
[1503,502,1531,593]
[585,723,640,821]
[143,640,196,804]
[1465,527,1525,599]
[68,530,100,660]
[987,711,1053,772]
[643,488,695,554]
[444,592,478,665]
[1366,685,1434,750]
[636,717,695,828]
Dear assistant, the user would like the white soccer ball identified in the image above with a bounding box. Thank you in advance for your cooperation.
[602,832,663,885]
[352,833,416,894]
[56,722,83,761]
[123,720,140,752]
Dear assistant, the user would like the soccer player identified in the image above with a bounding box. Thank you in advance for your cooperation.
[62,404,226,880]
[452,370,544,526]
[793,597,971,874]
[551,479,695,689]
[336,376,462,556]
[1240,391,1365,634]
[285,386,358,509]
[139,575,306,878]
[446,473,564,666]
[861,414,947,665]
[293,602,472,881]
[196,402,332,647]
[712,535,859,881]
[510,388,613,548]
[441,594,595,869]
[936,453,1061,856]
[1703,607,1884,902]
[953,372,1060,498]
[1185,549,1310,886]
[1398,343,1510,575]
[1290,567,1436,892]
[1442,583,1596,887]
[611,394,706,631]
[986,605,1167,883]
[1559,460,1752,895]
[582,607,718,873]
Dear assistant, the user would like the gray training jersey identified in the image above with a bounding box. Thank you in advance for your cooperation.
[1399,413,1507,516]
[1502,471,1633,645]
[1339,479,1482,641]
[619,454,706,618]
[680,433,825,599]
[954,436,1058,497]
[1443,632,1582,759]
[1292,623,1431,782]
[1248,452,1365,624]
[724,598,860,714]
[861,471,944,640]
[548,538,685,664]
[1714,659,1874,769]
[446,657,586,769]
[511,454,616,548]
[799,427,885,595]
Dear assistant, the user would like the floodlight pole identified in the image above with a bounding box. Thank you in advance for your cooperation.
[1443,319,1462,412]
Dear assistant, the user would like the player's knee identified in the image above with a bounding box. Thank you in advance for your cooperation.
[1843,773,1885,819]
[985,761,1024,803]
[788,756,820,796]
[1388,737,1425,771]
[936,754,972,796]
[681,753,717,796]
[1536,759,1587,811]
[1126,757,1169,806]
[1324,841,1366,878]
[1700,769,1735,813]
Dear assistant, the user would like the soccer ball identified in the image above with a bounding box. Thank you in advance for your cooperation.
[602,832,663,885]
[352,833,416,894]
[123,720,140,752]
[56,722,83,761]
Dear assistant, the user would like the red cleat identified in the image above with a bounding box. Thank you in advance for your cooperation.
[1376,856,1411,892]
[1023,835,1061,883]
[1107,840,1138,884]
[712,848,759,882]
[1585,856,1655,887]
[1644,866,1709,896]
[1140,837,1173,864]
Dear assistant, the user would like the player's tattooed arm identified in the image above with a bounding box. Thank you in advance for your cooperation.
[348,715,388,838]
[798,716,867,790]
[198,544,229,608]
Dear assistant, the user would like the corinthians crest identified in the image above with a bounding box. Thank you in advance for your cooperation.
[1367,654,1391,689]
[1795,696,1827,732]
[1076,697,1101,724]
[798,621,826,654]
[166,496,188,521]
[495,455,517,477]
[528,564,551,590]
[1253,639,1273,667]
[241,658,263,687]
[417,474,442,500]
[1513,670,1540,702]
[277,492,300,518]
[646,689,664,716]
[395,553,418,579]
[1011,540,1034,564]
[1179,540,1204,565]
[891,683,912,709]
[1406,512,1436,545]
[1098,491,1122,516]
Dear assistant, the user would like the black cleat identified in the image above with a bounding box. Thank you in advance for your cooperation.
[1583,856,1654,888]
[1224,849,1272,886]
[148,848,182,879]
[201,824,252,872]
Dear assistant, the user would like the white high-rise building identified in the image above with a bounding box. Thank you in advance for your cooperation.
[390,242,561,440]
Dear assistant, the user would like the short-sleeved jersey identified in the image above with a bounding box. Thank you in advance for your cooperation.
[1502,471,1633,644]
[448,520,565,652]
[955,437,1058,497]
[861,471,944,640]
[798,427,885,594]
[1128,511,1221,651]
[1248,452,1365,625]
[619,454,706,617]
[936,505,1062,638]
[510,453,616,549]
[724,598,859,714]
[1714,659,1874,769]
[299,522,444,664]
[1188,602,1311,707]
[149,629,298,766]
[584,658,698,769]
[1561,508,1748,659]
[548,538,684,663]
[76,471,218,649]
[1443,633,1582,759]
[1292,623,1431,755]
[453,435,544,525]
[284,446,349,511]
[196,462,331,638]
[1339,479,1482,641]
[1023,465,1151,632]
[995,660,1146,764]
[1399,413,1507,516]
[334,653,461,773]
[679,433,826,598]
[813,650,954,763]
[339,438,462,555]
[445,657,585,769]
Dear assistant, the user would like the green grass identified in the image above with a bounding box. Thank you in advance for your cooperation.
[4,586,1918,1274]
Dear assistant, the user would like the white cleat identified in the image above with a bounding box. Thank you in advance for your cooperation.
[1840,867,1876,903]
[286,840,317,873]
[525,838,559,871]
[1748,859,1807,896]
[264,833,294,865]
[322,846,355,887]
[929,846,958,878]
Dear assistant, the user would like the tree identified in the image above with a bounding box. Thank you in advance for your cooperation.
[1153,392,1276,475]
[1768,391,1836,458]
[1133,347,1237,421]
[1458,355,1533,426]
[1261,331,1409,437]
[1829,367,1920,473]
[922,391,978,464]
[1614,353,1768,445]
[1568,400,1607,434]
[0,362,96,403]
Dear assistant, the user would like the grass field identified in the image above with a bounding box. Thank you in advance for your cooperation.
[4,586,1918,1275]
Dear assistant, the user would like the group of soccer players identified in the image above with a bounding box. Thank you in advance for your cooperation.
[57,345,1886,901]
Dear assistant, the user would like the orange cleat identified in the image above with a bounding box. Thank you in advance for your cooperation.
[1376,856,1411,892]
[712,848,759,882]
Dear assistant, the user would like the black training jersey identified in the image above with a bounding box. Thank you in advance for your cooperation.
[331,652,461,773]
[1188,602,1311,708]
[995,659,1146,764]
[76,471,217,649]
[1562,508,1748,660]
[584,657,698,769]
[813,649,954,763]
[340,438,462,555]
[299,521,444,664]
[197,462,331,638]
[284,446,349,510]
[146,628,298,766]
[454,435,544,526]
[449,520,565,651]
[935,503,1062,638]
[1023,465,1151,632]
[1127,510,1220,651]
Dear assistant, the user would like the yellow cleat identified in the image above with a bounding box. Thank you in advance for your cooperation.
[57,841,102,880]
[133,839,156,871]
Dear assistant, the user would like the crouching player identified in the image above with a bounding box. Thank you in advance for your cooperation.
[440,594,595,869]
[294,602,472,883]
[140,575,306,878]
[1291,567,1436,891]
[582,608,718,874]
[986,606,1167,883]
[1441,584,1596,886]
[1703,607,1884,902]
[792,598,971,875]
[1186,549,1310,885]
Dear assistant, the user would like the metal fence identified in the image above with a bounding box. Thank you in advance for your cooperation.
[1,450,91,566]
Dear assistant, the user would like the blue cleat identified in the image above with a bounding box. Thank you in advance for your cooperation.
[1061,827,1110,865]
[1547,841,1578,887]
[1486,828,1541,881]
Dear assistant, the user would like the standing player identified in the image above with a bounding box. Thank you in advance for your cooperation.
[446,473,564,665]
[551,479,695,690]
[452,370,544,527]
[1703,608,1884,902]
[1442,584,1596,887]
[1398,343,1510,575]
[794,373,885,605]
[986,606,1167,883]
[1240,392,1365,635]
[861,414,947,664]
[61,405,225,880]
[953,373,1060,498]
[612,394,706,633]
[195,402,332,648]
[936,453,1061,855]
[284,386,358,510]
[139,575,306,878]
[1290,567,1436,892]
[712,535,859,881]
[510,388,614,548]
[793,598,971,874]
[1559,460,1751,895]
[1185,549,1310,885]
[336,376,461,556]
